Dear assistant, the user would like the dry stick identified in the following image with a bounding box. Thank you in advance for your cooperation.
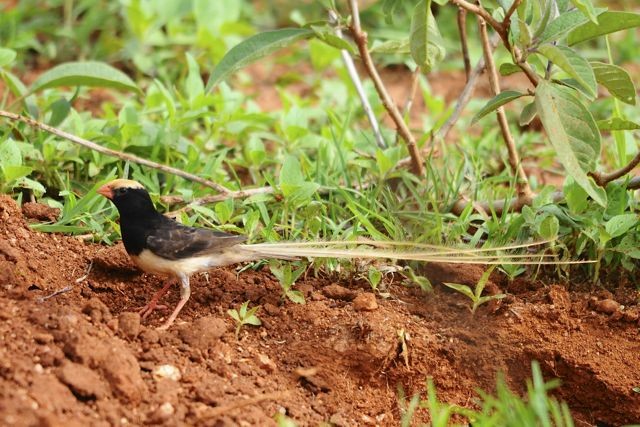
[0,110,231,194]
[477,18,533,202]
[457,7,471,80]
[395,67,421,145]
[329,9,386,149]
[396,34,500,169]
[161,186,274,207]
[202,391,290,419]
[348,0,425,176]
[590,150,640,187]
[449,0,538,86]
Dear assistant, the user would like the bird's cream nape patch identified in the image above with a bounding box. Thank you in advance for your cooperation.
[130,248,261,276]
[107,178,145,190]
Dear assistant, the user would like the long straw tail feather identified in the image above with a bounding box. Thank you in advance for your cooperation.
[239,240,594,265]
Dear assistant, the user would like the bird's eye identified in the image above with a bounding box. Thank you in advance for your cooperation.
[116,187,128,196]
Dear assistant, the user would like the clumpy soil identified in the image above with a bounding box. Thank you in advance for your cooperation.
[0,194,639,427]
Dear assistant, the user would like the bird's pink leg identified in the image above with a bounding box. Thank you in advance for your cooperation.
[157,273,191,330]
[138,279,173,319]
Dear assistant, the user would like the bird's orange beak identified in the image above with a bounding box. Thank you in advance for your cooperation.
[97,183,113,199]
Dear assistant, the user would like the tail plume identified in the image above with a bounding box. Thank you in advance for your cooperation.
[239,240,593,265]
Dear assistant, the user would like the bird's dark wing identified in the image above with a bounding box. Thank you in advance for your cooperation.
[146,220,246,260]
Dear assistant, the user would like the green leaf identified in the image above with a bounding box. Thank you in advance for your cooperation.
[535,81,605,206]
[2,165,32,181]
[286,290,306,304]
[537,44,596,98]
[537,8,605,44]
[605,214,637,238]
[519,101,537,126]
[597,118,640,131]
[310,26,355,54]
[30,61,140,94]
[499,63,521,76]
[206,28,314,91]
[443,283,475,300]
[369,38,410,54]
[409,0,445,70]
[590,62,636,105]
[537,215,560,240]
[563,177,589,214]
[0,48,17,67]
[279,155,305,191]
[0,138,22,166]
[568,11,640,45]
[48,98,71,127]
[570,0,598,24]
[472,90,527,124]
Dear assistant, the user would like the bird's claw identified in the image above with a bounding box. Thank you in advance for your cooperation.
[137,302,168,319]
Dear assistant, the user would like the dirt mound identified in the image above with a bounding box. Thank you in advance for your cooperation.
[1,195,639,425]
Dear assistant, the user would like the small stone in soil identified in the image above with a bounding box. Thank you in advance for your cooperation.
[353,293,378,311]
[57,361,109,400]
[118,312,141,339]
[322,284,356,301]
[178,316,227,349]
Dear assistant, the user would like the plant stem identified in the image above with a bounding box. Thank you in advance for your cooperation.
[478,18,533,202]
[348,0,425,176]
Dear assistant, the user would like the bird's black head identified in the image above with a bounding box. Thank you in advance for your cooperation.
[98,179,158,218]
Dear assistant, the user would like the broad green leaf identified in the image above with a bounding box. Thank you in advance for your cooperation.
[0,48,16,67]
[519,101,537,126]
[568,11,640,45]
[0,138,22,166]
[533,0,555,39]
[597,118,640,131]
[590,62,636,105]
[409,0,445,70]
[499,63,521,76]
[472,90,528,124]
[310,26,356,54]
[2,165,32,181]
[535,80,605,206]
[538,44,596,98]
[1,70,37,115]
[370,39,410,54]
[48,98,71,127]
[570,0,598,24]
[30,61,140,94]
[206,28,314,91]
[286,290,306,305]
[279,155,305,190]
[563,177,589,214]
[13,177,45,196]
[537,215,560,240]
[605,214,637,238]
[537,8,605,44]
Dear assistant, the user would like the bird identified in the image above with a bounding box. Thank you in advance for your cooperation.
[98,178,590,330]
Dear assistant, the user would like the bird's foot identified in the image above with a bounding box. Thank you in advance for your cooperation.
[137,301,168,320]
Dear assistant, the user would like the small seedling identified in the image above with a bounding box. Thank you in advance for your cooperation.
[367,266,382,291]
[227,301,262,339]
[403,265,433,293]
[443,266,505,314]
[269,261,306,304]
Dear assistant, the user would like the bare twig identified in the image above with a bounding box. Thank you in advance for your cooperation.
[591,151,640,187]
[329,10,386,149]
[348,0,425,176]
[478,18,533,201]
[449,0,503,34]
[161,186,275,215]
[457,7,471,80]
[0,110,232,194]
[202,391,290,419]
[396,34,500,169]
[502,0,523,25]
[37,286,73,302]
